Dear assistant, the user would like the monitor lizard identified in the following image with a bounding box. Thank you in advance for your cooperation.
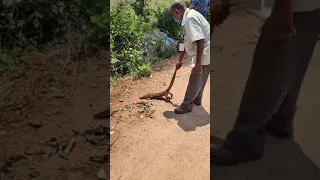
[139,66,178,101]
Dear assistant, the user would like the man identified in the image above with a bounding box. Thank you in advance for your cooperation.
[211,0,320,165]
[171,0,210,114]
[189,0,210,19]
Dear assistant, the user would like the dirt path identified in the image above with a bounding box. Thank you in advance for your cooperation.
[211,7,320,180]
[110,58,210,180]
[0,50,109,179]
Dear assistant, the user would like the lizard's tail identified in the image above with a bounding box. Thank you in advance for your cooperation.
[139,94,149,99]
[164,67,178,92]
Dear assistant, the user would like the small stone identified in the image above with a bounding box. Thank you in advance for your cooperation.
[53,92,65,99]
[110,131,114,135]
[28,171,40,178]
[68,172,83,179]
[24,148,45,156]
[27,121,42,129]
[97,167,107,179]
[140,115,143,119]
[0,161,8,172]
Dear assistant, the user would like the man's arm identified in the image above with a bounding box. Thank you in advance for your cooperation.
[178,49,186,63]
[184,16,206,74]
[262,0,295,40]
[195,39,204,66]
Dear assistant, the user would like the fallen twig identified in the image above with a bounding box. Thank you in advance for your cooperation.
[0,82,15,94]
[58,137,76,159]
[111,129,120,147]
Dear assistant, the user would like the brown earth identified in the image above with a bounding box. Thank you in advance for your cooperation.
[0,48,109,180]
[110,57,210,180]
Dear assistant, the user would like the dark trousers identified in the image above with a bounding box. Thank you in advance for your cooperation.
[180,65,210,110]
[225,10,320,152]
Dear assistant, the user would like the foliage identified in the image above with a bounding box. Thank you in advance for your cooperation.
[0,0,108,70]
[131,0,147,17]
[152,7,182,42]
[87,0,110,48]
[110,3,153,77]
[150,0,191,42]
[154,35,177,59]
[111,0,198,79]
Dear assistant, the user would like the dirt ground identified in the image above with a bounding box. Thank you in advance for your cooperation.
[211,7,320,180]
[109,57,210,180]
[0,49,109,179]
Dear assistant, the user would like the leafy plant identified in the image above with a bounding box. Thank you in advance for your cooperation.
[110,3,153,77]
[152,7,182,42]
[154,35,177,59]
[0,0,108,70]
[136,63,151,77]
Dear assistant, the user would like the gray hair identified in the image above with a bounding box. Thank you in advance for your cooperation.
[170,0,186,11]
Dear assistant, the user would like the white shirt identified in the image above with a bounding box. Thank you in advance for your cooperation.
[181,8,210,66]
[260,0,272,20]
[263,0,320,12]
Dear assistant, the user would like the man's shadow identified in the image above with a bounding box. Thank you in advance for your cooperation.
[163,106,210,132]
[211,135,320,180]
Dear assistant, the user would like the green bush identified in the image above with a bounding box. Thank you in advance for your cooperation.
[0,0,108,70]
[151,0,191,42]
[110,3,153,77]
[111,0,194,79]
[152,7,182,42]
[154,35,177,59]
[87,1,110,48]
[136,63,152,77]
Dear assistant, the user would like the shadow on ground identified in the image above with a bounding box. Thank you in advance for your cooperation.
[211,135,320,180]
[163,106,210,132]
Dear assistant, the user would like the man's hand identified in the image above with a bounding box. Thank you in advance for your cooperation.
[261,0,296,41]
[261,14,296,40]
[192,64,203,75]
[176,50,186,70]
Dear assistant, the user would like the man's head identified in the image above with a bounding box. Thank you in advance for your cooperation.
[170,0,187,23]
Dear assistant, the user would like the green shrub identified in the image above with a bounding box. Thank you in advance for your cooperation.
[86,0,110,48]
[111,1,194,79]
[131,0,147,17]
[0,0,108,70]
[136,63,152,77]
[154,35,177,59]
[110,3,153,77]
[152,7,182,42]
